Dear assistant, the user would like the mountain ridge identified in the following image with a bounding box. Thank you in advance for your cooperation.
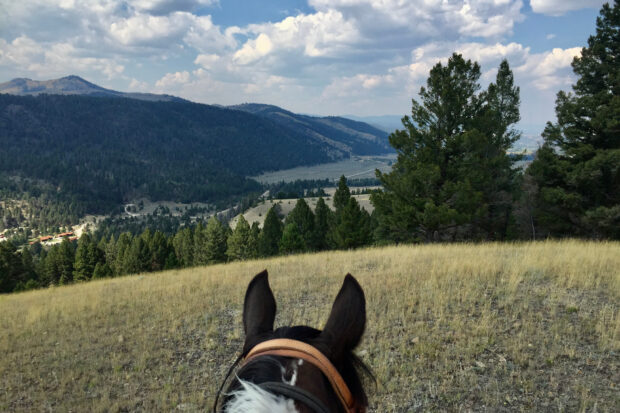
[0,75,184,102]
[0,75,391,156]
[228,103,392,156]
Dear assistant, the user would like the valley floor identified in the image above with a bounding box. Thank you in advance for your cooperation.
[251,154,396,184]
[0,240,618,412]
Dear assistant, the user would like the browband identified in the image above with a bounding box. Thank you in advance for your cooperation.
[244,338,365,413]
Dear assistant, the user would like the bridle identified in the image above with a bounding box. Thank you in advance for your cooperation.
[214,338,366,413]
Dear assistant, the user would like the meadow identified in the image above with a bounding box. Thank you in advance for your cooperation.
[1,240,618,412]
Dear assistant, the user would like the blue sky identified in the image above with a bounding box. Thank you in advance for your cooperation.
[0,1,608,146]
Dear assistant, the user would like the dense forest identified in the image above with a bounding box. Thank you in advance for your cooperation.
[0,95,322,213]
[0,2,618,294]
[0,176,372,292]
[0,93,388,221]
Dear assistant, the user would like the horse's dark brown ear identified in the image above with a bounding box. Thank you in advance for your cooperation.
[243,270,276,342]
[320,274,366,359]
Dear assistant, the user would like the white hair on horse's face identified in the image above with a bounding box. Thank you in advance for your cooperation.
[224,380,299,413]
[283,359,301,386]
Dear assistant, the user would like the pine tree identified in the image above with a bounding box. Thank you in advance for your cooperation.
[285,199,315,251]
[258,206,283,257]
[204,216,228,264]
[0,241,26,293]
[21,247,36,284]
[149,230,169,271]
[57,238,75,284]
[333,176,351,212]
[329,197,372,249]
[372,54,521,242]
[164,251,179,270]
[248,222,260,259]
[528,1,620,239]
[173,227,194,267]
[193,222,209,266]
[123,236,150,274]
[227,215,252,261]
[114,232,132,276]
[313,197,333,251]
[279,222,306,254]
[74,234,95,281]
[103,235,117,276]
[92,262,112,279]
[473,60,522,239]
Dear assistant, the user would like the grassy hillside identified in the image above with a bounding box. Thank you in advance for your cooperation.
[1,241,618,412]
[229,190,374,229]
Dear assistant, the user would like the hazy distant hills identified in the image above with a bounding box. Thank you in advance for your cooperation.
[0,77,392,214]
[229,103,391,155]
[0,76,391,157]
[342,114,404,134]
[0,75,184,102]
[0,94,324,211]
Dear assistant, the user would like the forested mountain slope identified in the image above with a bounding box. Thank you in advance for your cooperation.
[229,103,392,155]
[0,94,338,213]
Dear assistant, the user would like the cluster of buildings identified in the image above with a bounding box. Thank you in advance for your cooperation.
[30,231,77,245]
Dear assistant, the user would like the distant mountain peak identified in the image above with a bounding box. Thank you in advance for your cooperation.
[0,75,183,103]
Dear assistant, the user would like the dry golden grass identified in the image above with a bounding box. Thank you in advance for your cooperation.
[229,191,374,229]
[1,240,618,412]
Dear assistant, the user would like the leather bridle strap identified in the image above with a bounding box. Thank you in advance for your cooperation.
[244,338,360,413]
[258,382,330,413]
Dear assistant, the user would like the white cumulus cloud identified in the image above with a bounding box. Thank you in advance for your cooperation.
[309,0,525,39]
[132,0,218,15]
[194,53,220,69]
[0,36,124,79]
[233,34,274,65]
[515,47,582,89]
[155,71,191,88]
[530,0,607,16]
[109,12,193,47]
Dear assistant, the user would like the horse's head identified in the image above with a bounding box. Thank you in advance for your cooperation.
[217,270,371,413]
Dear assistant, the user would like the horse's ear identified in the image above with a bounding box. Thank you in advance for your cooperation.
[243,270,276,342]
[320,274,366,359]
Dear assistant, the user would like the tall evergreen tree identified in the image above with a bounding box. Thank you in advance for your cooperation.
[248,222,260,259]
[279,222,306,254]
[527,1,620,239]
[149,230,170,271]
[258,206,283,257]
[285,199,315,251]
[173,227,193,267]
[0,241,26,292]
[313,197,333,251]
[474,60,522,239]
[333,176,352,212]
[92,261,113,279]
[372,54,522,242]
[57,238,75,284]
[74,234,95,281]
[123,235,150,274]
[204,216,228,264]
[193,222,209,266]
[227,215,252,261]
[114,232,132,276]
[329,197,373,249]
